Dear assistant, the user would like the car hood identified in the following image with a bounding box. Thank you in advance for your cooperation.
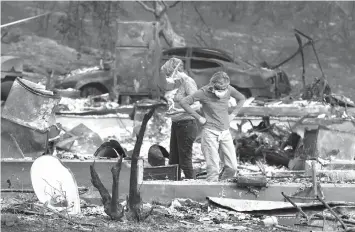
[55,68,110,86]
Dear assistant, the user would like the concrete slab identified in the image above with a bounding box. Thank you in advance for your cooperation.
[80,181,355,204]
[2,159,355,205]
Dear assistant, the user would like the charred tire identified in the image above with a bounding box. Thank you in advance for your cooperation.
[79,84,108,98]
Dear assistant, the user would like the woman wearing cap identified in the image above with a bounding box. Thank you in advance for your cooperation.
[180,71,246,182]
[161,57,199,180]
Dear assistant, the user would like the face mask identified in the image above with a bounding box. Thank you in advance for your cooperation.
[214,89,228,98]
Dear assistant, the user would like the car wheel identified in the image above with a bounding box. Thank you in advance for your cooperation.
[80,84,107,98]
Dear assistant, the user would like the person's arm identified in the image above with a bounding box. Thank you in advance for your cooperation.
[229,86,246,121]
[180,89,204,120]
[182,78,201,111]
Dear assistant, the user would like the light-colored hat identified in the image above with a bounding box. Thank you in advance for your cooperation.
[210,71,230,90]
[160,57,183,78]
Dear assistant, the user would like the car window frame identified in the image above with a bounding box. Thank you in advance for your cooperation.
[161,47,191,70]
[191,48,234,63]
[162,47,188,58]
[189,57,223,70]
[160,56,188,70]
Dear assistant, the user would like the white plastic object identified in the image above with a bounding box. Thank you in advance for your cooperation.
[30,155,81,214]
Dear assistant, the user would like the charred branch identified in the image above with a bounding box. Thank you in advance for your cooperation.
[169,1,181,9]
[90,161,111,209]
[194,33,209,47]
[90,157,124,220]
[136,0,185,47]
[136,1,155,13]
[128,106,157,221]
[110,157,125,220]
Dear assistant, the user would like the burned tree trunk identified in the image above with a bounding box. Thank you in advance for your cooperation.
[128,107,156,221]
[90,104,159,221]
[136,0,186,47]
[158,9,185,47]
[90,157,124,220]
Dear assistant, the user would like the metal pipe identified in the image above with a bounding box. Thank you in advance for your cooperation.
[281,192,309,220]
[271,41,312,70]
[316,195,348,231]
[0,12,51,28]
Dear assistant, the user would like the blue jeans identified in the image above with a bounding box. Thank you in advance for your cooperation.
[201,128,238,182]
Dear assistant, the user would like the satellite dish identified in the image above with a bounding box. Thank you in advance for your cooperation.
[30,155,81,214]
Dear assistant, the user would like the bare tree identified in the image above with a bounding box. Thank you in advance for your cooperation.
[192,2,217,48]
[55,1,89,50]
[55,1,127,53]
[136,0,186,47]
[90,1,128,58]
[333,1,355,48]
[35,1,57,37]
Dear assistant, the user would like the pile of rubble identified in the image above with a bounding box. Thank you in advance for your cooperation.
[46,90,355,183]
[3,75,355,182]
[57,95,120,112]
[0,196,259,230]
[3,195,355,231]
[234,117,294,167]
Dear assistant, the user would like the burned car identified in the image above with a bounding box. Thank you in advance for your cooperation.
[53,62,114,98]
[55,46,291,99]
[161,47,291,98]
